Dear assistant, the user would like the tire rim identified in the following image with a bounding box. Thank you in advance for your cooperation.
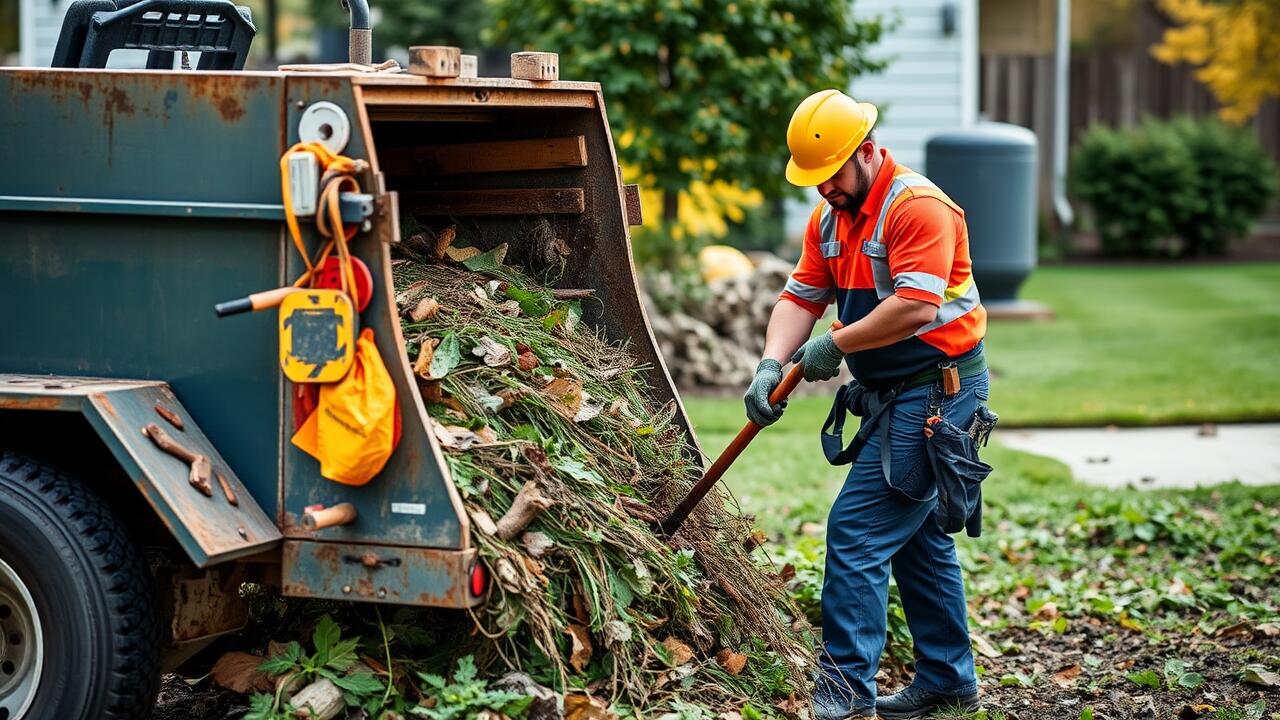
[0,558,42,720]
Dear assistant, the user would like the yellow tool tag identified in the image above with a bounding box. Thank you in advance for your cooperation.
[279,289,356,384]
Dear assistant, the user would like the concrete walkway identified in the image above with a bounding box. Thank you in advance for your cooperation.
[999,423,1280,489]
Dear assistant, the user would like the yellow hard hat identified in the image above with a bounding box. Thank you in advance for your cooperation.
[785,89,878,187]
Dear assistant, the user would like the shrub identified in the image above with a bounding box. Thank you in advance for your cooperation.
[1167,117,1279,256]
[1069,117,1278,257]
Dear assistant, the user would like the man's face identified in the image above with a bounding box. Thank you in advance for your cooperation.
[816,144,874,212]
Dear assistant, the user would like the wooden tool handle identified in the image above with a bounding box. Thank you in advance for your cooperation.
[214,286,303,317]
[303,503,358,530]
[658,363,805,536]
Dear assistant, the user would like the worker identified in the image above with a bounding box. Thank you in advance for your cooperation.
[745,89,991,719]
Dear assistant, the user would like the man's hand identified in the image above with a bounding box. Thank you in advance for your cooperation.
[791,332,845,382]
[744,359,786,426]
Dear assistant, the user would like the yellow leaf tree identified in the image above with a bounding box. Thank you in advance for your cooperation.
[1153,0,1280,124]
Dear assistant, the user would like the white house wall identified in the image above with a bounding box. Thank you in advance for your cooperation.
[784,0,978,242]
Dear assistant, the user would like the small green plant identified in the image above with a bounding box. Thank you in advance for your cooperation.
[411,656,533,720]
[1163,657,1206,690]
[243,614,385,720]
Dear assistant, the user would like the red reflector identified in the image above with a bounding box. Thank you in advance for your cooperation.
[469,562,489,597]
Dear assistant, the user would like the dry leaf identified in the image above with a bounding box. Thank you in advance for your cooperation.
[470,509,498,536]
[471,336,513,367]
[416,378,443,403]
[521,531,554,558]
[715,649,747,675]
[603,620,632,646]
[543,377,584,419]
[432,420,484,450]
[566,624,593,673]
[517,351,541,371]
[495,388,523,410]
[1257,622,1280,638]
[1052,663,1082,687]
[564,694,615,720]
[1033,601,1059,619]
[661,637,694,666]
[573,395,604,423]
[496,299,521,316]
[971,634,1002,659]
[409,297,440,322]
[445,245,482,262]
[430,225,458,258]
[211,651,274,693]
[494,558,524,593]
[413,338,439,378]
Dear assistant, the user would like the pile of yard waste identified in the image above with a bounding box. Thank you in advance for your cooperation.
[385,224,813,714]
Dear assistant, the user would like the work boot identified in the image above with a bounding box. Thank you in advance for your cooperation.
[875,685,979,719]
[812,673,877,720]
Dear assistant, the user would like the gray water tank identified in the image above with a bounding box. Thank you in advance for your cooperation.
[925,123,1038,302]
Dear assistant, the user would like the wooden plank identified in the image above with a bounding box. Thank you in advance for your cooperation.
[381,136,587,176]
[406,188,584,216]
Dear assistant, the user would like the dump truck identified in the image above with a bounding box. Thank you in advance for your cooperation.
[0,3,697,717]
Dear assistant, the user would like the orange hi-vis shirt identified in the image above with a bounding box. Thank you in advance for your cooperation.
[779,149,987,386]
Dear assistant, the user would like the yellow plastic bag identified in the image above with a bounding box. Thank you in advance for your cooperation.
[292,328,397,486]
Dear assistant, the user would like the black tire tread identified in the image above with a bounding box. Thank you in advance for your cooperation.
[0,449,163,720]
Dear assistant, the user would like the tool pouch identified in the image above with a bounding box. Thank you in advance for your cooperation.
[925,399,998,537]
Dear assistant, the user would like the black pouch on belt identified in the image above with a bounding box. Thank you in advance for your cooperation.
[926,403,998,537]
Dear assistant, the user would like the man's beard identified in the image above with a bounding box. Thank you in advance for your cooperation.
[825,161,873,212]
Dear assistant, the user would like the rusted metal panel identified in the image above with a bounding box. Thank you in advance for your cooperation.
[280,540,481,608]
[164,563,250,643]
[0,374,282,567]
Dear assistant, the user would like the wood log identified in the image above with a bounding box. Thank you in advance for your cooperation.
[408,45,461,78]
[290,677,344,719]
[460,54,478,78]
[511,51,559,81]
[495,481,554,540]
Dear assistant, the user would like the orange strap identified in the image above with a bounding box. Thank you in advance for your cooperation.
[279,142,362,296]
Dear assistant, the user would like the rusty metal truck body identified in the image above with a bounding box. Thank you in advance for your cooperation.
[0,12,694,718]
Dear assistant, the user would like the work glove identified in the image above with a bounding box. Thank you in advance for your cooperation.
[744,359,786,427]
[791,332,845,382]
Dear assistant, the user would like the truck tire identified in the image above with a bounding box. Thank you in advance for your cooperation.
[0,450,162,720]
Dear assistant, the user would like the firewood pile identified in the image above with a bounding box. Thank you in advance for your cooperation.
[643,254,795,389]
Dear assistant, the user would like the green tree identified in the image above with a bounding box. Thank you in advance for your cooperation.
[486,0,884,225]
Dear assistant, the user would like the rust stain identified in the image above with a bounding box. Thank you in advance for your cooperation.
[314,543,340,573]
[0,396,63,411]
[217,95,245,121]
[93,393,118,419]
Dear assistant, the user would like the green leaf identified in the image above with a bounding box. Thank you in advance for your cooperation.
[999,672,1034,688]
[1079,708,1095,720]
[504,284,552,317]
[259,641,302,675]
[429,332,462,379]
[454,655,478,684]
[333,672,385,696]
[553,457,603,484]
[325,637,360,673]
[313,615,340,656]
[461,243,508,272]
[243,693,278,720]
[1126,669,1161,690]
[418,672,448,690]
[1178,672,1205,689]
[741,704,763,720]
[620,559,654,597]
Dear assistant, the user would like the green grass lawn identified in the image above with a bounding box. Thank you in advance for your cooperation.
[689,262,1280,428]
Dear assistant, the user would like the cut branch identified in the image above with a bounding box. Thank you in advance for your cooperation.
[495,480,554,540]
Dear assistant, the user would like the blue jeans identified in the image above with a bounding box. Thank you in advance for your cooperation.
[818,371,987,706]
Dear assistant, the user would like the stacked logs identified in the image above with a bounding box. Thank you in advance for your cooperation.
[643,254,795,389]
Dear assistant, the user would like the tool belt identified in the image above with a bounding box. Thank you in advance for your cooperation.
[820,349,997,537]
